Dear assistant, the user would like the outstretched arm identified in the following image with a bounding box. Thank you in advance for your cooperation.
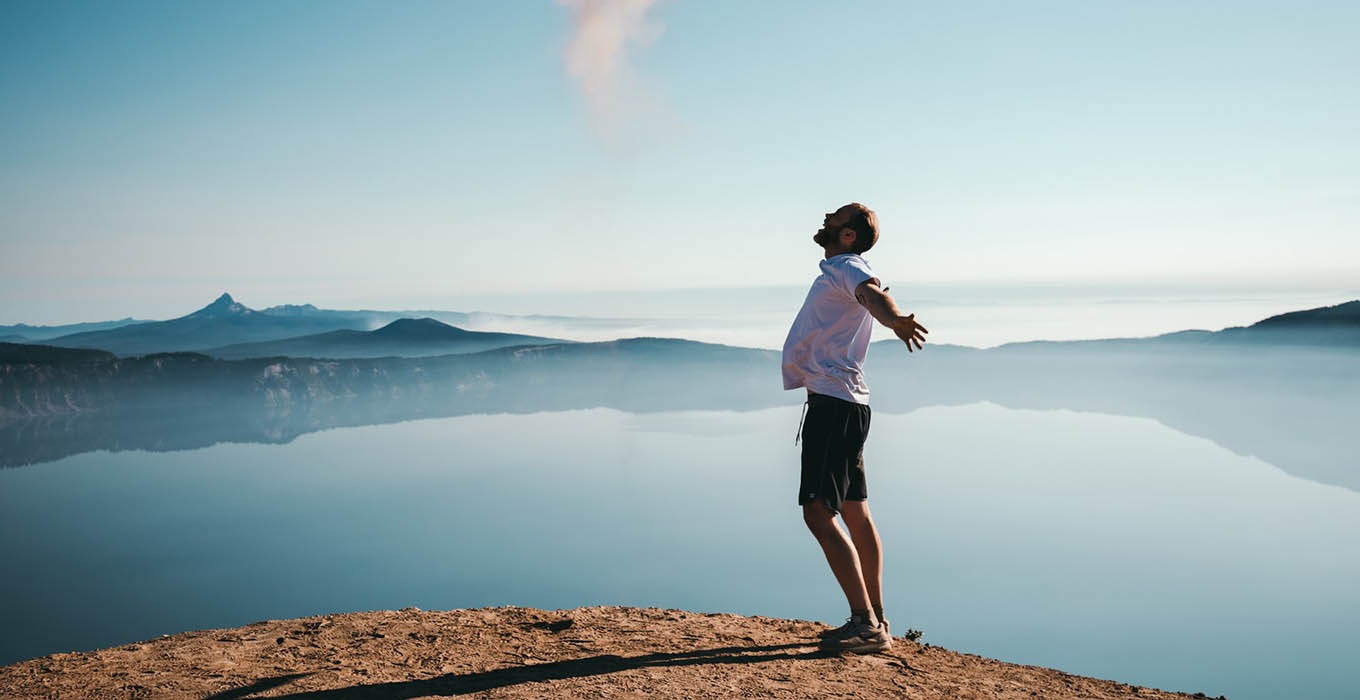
[854,280,928,352]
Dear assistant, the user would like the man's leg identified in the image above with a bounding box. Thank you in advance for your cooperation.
[802,500,875,619]
[840,500,883,618]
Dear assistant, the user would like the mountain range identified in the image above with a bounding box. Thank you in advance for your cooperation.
[26,293,562,358]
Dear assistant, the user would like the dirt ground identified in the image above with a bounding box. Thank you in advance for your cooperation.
[0,606,1224,699]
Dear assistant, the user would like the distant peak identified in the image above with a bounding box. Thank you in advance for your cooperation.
[379,317,453,329]
[261,303,320,315]
[186,292,254,318]
[1252,299,1360,328]
[372,317,466,337]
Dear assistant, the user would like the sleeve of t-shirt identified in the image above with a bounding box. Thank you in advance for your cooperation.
[832,256,879,299]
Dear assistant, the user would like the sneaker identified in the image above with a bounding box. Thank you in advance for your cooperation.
[818,616,857,640]
[819,616,892,654]
[819,616,891,639]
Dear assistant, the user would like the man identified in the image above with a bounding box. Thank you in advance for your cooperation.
[782,202,927,654]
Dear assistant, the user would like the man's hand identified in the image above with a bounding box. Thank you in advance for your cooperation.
[854,280,929,352]
[890,314,928,352]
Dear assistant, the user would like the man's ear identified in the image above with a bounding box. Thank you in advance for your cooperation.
[839,228,857,248]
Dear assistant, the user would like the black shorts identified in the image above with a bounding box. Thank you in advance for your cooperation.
[797,391,871,514]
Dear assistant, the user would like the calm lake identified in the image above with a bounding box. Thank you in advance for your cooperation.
[2,404,1357,700]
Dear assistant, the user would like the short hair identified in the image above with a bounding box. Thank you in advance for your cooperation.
[844,205,878,254]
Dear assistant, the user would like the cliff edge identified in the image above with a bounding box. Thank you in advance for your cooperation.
[0,606,1221,699]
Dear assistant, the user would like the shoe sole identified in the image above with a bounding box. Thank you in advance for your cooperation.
[818,620,890,639]
[849,637,892,654]
[822,634,893,654]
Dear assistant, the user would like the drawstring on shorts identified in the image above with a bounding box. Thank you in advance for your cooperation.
[795,399,809,445]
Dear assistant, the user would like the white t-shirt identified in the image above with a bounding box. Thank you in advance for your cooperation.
[782,253,880,404]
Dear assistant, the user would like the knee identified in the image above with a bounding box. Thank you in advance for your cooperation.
[802,502,837,536]
[840,501,873,531]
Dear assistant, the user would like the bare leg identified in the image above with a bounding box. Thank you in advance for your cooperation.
[839,500,883,613]
[802,500,875,621]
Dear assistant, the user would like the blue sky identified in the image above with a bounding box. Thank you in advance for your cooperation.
[2,1,1357,323]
